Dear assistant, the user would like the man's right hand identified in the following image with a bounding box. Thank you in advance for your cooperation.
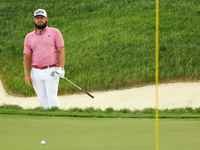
[25,75,32,86]
[24,54,32,86]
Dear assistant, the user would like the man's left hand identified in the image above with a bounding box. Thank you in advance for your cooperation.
[57,67,65,78]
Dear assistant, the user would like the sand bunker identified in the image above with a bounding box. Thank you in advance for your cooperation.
[1,80,200,110]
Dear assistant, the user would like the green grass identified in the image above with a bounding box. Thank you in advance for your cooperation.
[0,0,199,96]
[1,114,200,150]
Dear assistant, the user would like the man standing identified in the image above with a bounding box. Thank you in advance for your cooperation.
[24,9,65,109]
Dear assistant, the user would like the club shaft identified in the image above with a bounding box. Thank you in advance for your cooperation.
[63,77,94,98]
[63,77,82,90]
[54,71,94,98]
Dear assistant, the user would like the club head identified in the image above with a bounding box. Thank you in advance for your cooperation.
[50,71,55,77]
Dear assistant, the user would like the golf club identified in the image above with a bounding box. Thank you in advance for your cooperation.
[50,71,94,98]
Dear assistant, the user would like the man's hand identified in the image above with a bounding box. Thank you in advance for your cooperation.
[24,54,32,86]
[25,75,32,86]
[57,67,65,78]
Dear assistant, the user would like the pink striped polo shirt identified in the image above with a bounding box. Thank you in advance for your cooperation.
[24,26,64,67]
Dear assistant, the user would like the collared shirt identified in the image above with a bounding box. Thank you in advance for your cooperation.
[24,26,64,67]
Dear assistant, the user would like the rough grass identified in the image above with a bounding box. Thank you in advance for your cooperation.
[0,0,200,96]
[1,104,200,118]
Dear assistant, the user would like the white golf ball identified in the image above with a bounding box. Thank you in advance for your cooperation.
[41,140,46,145]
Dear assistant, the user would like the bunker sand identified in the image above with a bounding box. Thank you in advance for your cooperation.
[1,80,200,110]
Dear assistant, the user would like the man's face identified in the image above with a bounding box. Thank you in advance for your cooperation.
[33,15,48,29]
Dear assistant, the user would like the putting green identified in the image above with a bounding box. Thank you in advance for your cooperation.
[0,115,200,150]
[159,119,200,150]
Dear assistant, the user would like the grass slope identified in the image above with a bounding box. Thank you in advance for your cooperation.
[0,0,200,96]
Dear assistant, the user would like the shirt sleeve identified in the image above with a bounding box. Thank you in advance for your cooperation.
[23,35,32,54]
[55,29,65,48]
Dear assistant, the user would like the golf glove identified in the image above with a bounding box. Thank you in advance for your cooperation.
[57,67,65,78]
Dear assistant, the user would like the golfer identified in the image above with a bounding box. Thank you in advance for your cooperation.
[23,9,65,109]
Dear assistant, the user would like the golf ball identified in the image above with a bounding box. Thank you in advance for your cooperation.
[41,140,46,145]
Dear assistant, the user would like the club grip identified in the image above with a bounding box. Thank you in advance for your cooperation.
[82,89,94,98]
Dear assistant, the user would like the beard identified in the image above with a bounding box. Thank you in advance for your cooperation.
[35,21,47,29]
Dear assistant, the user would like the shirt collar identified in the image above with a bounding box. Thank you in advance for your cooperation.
[34,26,48,35]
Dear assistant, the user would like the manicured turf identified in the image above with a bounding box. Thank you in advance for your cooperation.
[159,119,200,150]
[0,115,200,150]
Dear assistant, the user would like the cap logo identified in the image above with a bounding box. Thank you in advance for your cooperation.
[36,10,44,14]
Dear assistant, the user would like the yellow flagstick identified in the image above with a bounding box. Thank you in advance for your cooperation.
[155,0,159,150]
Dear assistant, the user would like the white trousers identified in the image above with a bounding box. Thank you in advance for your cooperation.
[31,67,60,109]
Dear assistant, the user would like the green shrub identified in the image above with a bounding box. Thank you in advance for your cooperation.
[105,108,114,113]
